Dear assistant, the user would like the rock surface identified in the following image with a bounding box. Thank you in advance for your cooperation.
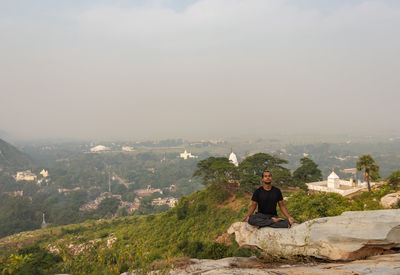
[380,192,400,208]
[166,253,400,275]
[228,209,400,260]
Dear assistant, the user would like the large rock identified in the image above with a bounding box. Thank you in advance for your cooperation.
[228,209,400,260]
[165,253,400,275]
[380,192,400,208]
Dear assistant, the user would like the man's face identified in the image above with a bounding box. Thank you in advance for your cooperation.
[262,172,272,184]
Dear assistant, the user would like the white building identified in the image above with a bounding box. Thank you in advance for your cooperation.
[40,169,49,178]
[90,145,110,152]
[306,171,375,197]
[229,150,239,167]
[180,150,198,160]
[151,197,178,207]
[122,146,134,152]
[134,185,163,197]
[15,170,37,181]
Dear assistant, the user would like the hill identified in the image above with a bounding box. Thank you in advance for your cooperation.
[0,138,31,171]
[0,153,399,274]
[0,184,253,274]
[0,180,398,274]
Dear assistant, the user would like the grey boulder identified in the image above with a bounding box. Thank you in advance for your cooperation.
[228,209,400,260]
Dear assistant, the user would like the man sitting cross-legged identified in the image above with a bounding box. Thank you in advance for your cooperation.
[243,170,295,228]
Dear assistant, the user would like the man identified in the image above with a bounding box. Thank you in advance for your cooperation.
[243,170,295,228]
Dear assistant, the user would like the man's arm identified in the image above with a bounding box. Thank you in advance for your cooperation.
[278,200,295,225]
[243,201,257,222]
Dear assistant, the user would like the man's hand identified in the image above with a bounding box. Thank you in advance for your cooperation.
[272,217,284,223]
[243,215,250,222]
[288,217,295,225]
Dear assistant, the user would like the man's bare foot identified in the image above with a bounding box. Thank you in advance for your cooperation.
[272,217,284,223]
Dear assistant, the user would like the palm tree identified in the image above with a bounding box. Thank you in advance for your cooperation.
[356,155,380,191]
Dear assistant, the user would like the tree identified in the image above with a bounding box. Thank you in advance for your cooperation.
[293,157,322,189]
[357,155,380,192]
[193,157,237,185]
[238,153,291,191]
[386,170,400,190]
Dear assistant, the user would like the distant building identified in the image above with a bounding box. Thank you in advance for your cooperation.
[40,169,49,178]
[122,146,134,152]
[15,170,37,181]
[168,184,176,192]
[180,150,198,160]
[79,192,122,212]
[90,145,110,152]
[229,149,239,167]
[147,168,155,173]
[58,187,81,194]
[3,190,23,197]
[120,199,140,214]
[152,197,178,207]
[134,185,163,197]
[306,171,375,197]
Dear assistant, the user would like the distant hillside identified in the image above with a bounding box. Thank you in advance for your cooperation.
[0,129,8,139]
[0,138,31,170]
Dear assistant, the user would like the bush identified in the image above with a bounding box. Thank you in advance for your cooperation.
[186,241,204,258]
[233,247,253,257]
[209,184,231,203]
[0,245,62,275]
[387,170,400,190]
[196,203,207,213]
[202,242,230,259]
[285,191,351,222]
[176,198,189,220]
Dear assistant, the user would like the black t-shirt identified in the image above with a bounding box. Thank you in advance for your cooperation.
[251,186,283,216]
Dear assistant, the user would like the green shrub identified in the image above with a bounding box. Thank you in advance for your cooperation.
[185,241,204,258]
[0,245,62,275]
[196,203,207,213]
[176,198,189,220]
[233,247,252,257]
[202,242,230,259]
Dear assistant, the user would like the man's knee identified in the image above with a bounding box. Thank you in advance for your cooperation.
[248,214,258,225]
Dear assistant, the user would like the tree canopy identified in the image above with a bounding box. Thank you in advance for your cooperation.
[193,153,292,192]
[386,170,400,190]
[292,157,322,189]
[193,157,237,185]
[238,153,291,191]
[357,154,380,191]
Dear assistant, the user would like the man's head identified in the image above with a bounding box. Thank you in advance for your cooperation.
[261,170,272,185]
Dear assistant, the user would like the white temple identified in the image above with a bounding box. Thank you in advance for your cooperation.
[306,171,375,196]
[40,169,49,178]
[180,150,198,160]
[90,145,110,152]
[229,150,239,167]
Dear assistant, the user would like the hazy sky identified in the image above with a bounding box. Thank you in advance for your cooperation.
[1,0,399,140]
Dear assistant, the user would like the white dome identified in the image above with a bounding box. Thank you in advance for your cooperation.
[90,145,110,152]
[229,152,239,167]
[328,171,340,179]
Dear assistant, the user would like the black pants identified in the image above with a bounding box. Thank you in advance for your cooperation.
[248,213,290,228]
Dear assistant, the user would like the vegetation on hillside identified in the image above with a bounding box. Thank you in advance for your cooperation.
[0,153,399,274]
[0,139,31,170]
